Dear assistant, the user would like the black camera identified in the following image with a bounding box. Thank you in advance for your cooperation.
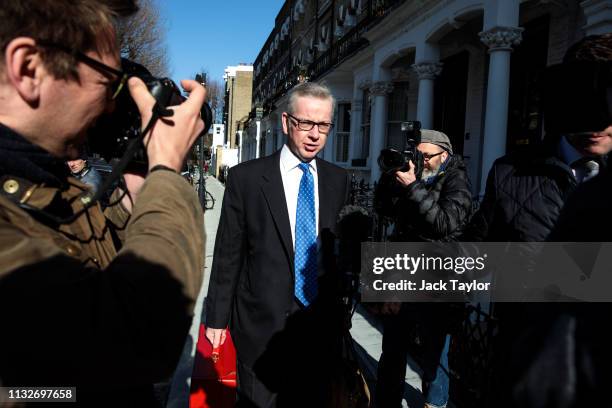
[377,120,424,179]
[374,120,425,217]
[88,59,213,164]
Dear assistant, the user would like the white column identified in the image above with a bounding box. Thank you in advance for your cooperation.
[368,81,394,182]
[412,62,443,129]
[581,0,612,35]
[478,26,523,195]
[255,120,261,159]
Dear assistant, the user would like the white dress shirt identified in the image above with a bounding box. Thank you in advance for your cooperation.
[279,144,320,249]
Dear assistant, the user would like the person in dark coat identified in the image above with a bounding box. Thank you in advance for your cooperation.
[67,157,103,194]
[460,33,612,407]
[376,130,473,408]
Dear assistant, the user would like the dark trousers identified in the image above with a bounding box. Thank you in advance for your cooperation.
[375,305,449,408]
[236,299,345,408]
[235,360,277,408]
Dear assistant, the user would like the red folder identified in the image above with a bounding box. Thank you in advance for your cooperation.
[190,324,237,408]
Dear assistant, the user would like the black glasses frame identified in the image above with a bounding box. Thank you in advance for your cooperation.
[422,151,445,160]
[287,113,334,133]
[36,40,127,100]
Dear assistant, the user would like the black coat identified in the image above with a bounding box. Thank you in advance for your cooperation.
[460,142,612,408]
[462,145,577,242]
[550,163,612,241]
[394,155,473,242]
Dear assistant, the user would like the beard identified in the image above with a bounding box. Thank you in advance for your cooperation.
[420,166,440,180]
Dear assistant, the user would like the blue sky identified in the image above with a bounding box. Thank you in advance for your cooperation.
[162,0,285,85]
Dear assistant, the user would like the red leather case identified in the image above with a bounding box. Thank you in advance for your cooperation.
[190,324,237,408]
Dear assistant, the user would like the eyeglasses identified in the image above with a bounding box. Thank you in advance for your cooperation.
[422,151,445,160]
[36,40,127,100]
[287,113,334,134]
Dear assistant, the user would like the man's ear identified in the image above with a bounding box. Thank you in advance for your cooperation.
[281,112,289,135]
[4,37,45,105]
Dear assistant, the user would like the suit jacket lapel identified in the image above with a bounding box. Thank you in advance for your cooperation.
[261,152,295,270]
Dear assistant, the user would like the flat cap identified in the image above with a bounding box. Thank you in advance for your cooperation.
[420,129,453,154]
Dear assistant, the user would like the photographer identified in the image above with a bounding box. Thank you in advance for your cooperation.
[67,156,103,195]
[0,1,205,405]
[376,130,472,408]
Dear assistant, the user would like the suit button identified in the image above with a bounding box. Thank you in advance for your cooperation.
[80,194,93,205]
[3,179,19,194]
[285,311,290,317]
[65,244,81,257]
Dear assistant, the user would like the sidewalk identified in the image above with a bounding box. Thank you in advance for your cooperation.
[167,175,427,408]
[167,175,225,408]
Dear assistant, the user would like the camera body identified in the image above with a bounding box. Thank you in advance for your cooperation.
[88,59,212,164]
[374,120,425,217]
[377,120,424,179]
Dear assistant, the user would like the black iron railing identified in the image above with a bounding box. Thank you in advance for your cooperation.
[309,20,369,81]
[449,303,498,407]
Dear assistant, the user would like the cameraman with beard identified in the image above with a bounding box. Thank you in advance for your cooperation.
[376,130,473,408]
[0,0,206,405]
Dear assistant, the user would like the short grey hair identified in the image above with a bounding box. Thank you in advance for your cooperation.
[286,82,336,116]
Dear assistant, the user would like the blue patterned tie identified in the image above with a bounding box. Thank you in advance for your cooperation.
[294,162,318,307]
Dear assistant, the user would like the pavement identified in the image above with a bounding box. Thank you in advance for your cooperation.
[167,175,428,408]
[166,175,225,408]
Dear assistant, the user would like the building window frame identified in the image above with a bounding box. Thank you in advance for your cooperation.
[335,103,351,163]
[386,81,411,150]
[359,89,371,162]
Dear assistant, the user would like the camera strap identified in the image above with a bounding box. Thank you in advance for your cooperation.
[18,102,173,225]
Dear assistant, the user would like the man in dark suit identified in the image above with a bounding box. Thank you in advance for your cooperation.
[205,82,350,407]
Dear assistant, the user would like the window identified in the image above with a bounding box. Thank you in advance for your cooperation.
[259,135,266,158]
[335,103,351,162]
[272,128,279,152]
[386,82,410,150]
[360,89,371,161]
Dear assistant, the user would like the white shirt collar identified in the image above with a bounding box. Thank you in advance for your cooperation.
[280,144,318,175]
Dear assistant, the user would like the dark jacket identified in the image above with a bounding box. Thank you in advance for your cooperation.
[0,124,204,404]
[461,144,577,242]
[550,161,612,241]
[460,140,611,407]
[394,155,473,242]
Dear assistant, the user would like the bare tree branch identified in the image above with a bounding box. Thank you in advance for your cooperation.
[194,69,224,124]
[116,0,169,77]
